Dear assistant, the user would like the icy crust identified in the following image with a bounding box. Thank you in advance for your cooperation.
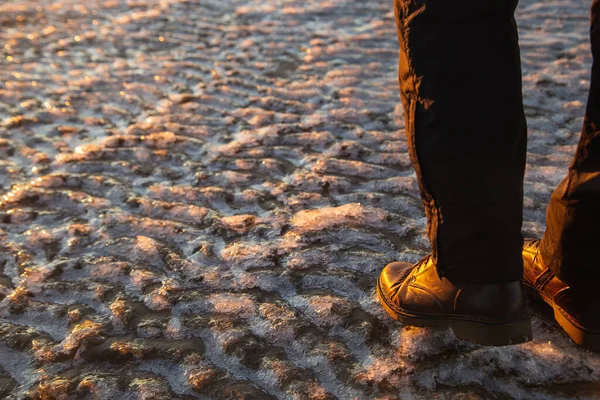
[0,0,599,398]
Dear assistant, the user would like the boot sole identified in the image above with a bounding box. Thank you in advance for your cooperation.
[524,284,600,351]
[377,277,532,346]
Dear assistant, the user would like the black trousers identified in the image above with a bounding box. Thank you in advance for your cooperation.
[394,0,600,285]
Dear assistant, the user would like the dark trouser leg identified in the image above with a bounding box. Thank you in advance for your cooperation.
[394,0,527,284]
[540,0,600,288]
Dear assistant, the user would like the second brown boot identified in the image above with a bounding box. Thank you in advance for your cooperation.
[523,239,600,351]
[377,255,532,346]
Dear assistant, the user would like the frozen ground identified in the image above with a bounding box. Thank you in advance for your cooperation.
[0,0,598,398]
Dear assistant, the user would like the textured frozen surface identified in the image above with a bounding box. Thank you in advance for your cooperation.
[0,0,599,398]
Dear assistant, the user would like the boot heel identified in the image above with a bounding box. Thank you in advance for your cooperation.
[451,318,532,346]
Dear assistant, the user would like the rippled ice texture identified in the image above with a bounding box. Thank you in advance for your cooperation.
[0,0,599,399]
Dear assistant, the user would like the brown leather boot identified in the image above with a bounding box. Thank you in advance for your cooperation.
[377,256,532,346]
[523,239,600,351]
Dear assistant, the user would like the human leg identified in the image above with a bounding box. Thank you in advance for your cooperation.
[523,0,600,351]
[394,0,527,284]
[377,0,531,345]
[540,0,600,288]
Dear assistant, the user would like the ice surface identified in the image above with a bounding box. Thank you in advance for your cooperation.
[0,0,598,398]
